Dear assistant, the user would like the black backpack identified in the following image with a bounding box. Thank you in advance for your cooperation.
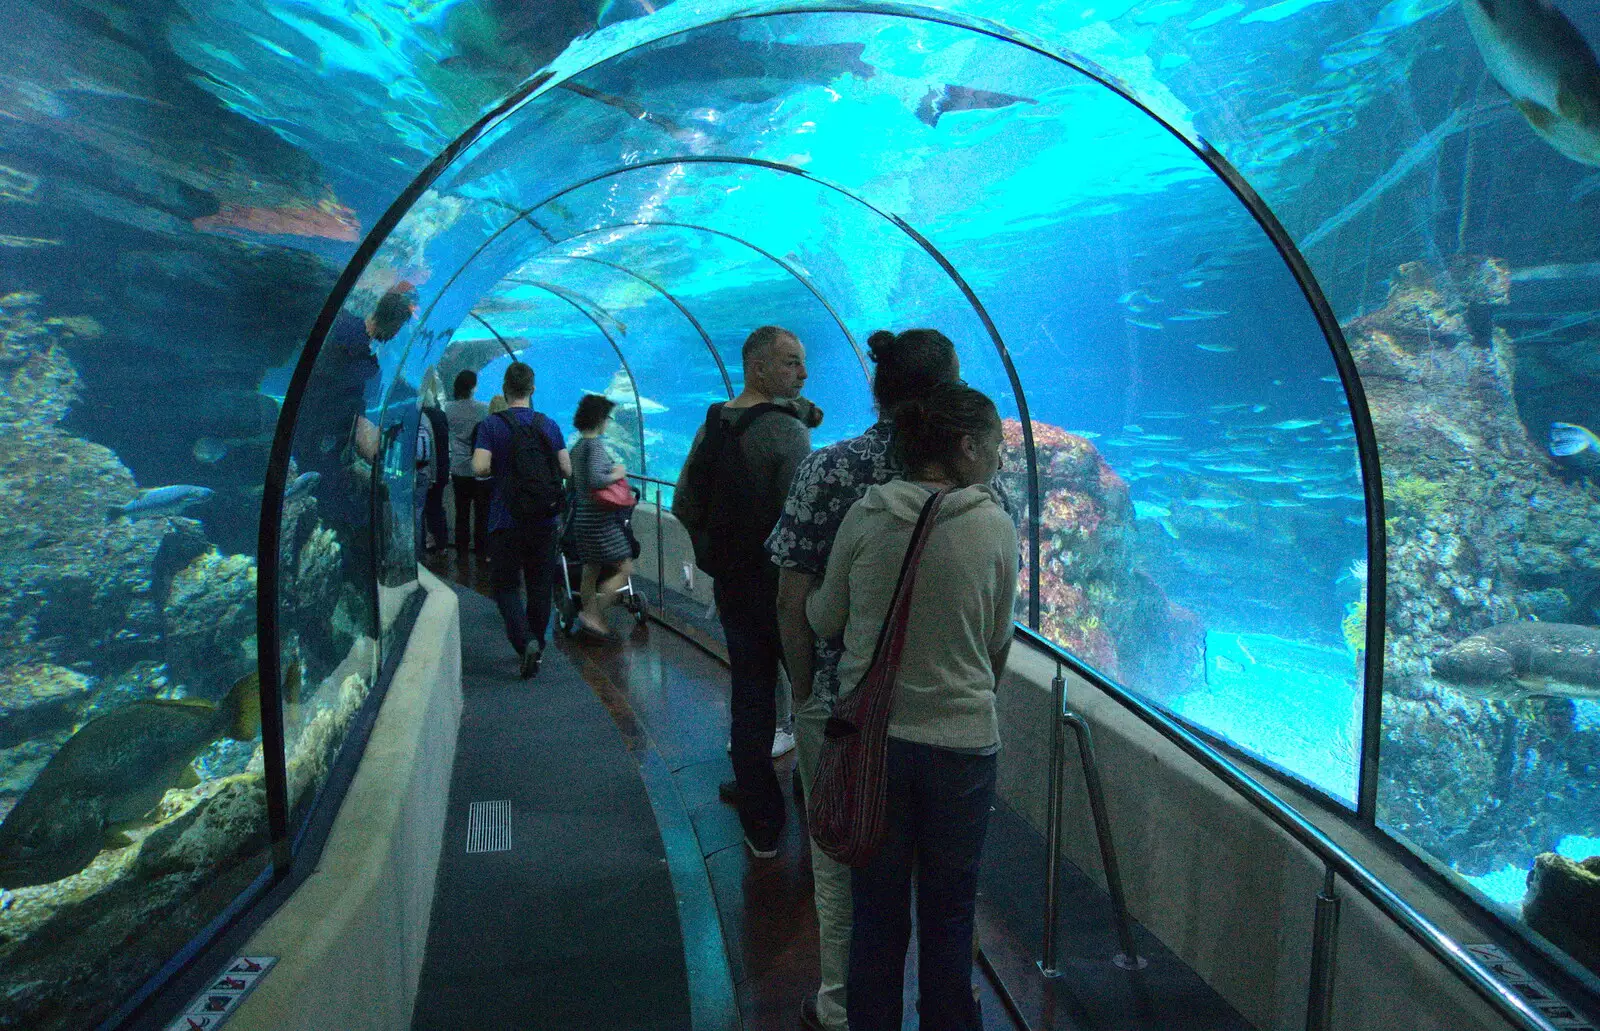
[495,410,565,524]
[684,402,795,579]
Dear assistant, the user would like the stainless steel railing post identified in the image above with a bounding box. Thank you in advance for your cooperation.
[1038,663,1067,978]
[1065,709,1146,971]
[654,484,665,612]
[1036,669,1062,973]
[1306,865,1341,1031]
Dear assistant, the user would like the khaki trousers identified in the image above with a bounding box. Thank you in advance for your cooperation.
[796,692,852,1030]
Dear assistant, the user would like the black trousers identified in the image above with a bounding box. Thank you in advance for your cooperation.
[452,475,490,551]
[489,523,558,656]
[715,568,785,846]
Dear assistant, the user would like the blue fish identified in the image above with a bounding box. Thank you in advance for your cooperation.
[106,485,214,522]
[285,471,322,500]
[1550,421,1600,468]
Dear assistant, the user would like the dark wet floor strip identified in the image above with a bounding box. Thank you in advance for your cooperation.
[411,586,691,1031]
[422,549,1255,1030]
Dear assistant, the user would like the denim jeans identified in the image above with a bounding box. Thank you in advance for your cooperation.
[489,523,558,656]
[847,737,997,1031]
[714,571,785,846]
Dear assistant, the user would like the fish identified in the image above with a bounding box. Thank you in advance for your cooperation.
[107,485,214,522]
[1187,498,1244,510]
[1124,424,1146,434]
[1550,421,1600,469]
[1205,462,1272,474]
[1066,429,1102,439]
[1433,622,1600,700]
[192,199,361,242]
[0,667,279,889]
[285,471,322,500]
[1196,342,1238,352]
[1262,498,1308,508]
[1271,418,1323,430]
[1141,411,1190,420]
[1213,654,1246,675]
[1170,309,1228,321]
[1129,318,1166,330]
[1133,500,1180,539]
[600,369,668,414]
[193,438,228,464]
[1244,474,1306,484]
[1462,0,1600,166]
[915,84,1038,127]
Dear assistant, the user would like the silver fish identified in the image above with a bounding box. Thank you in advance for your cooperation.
[106,485,214,522]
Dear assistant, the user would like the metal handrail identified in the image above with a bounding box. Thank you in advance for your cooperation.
[1011,624,1561,1031]
[628,472,677,488]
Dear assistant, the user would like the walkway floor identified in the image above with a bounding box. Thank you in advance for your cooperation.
[420,549,1255,1031]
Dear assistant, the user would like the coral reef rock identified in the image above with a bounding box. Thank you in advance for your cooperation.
[1523,852,1600,972]
[0,294,168,672]
[0,664,88,749]
[162,548,257,696]
[1000,418,1203,695]
[1358,257,1600,874]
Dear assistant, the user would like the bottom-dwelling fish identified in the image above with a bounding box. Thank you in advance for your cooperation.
[0,667,290,889]
[1433,622,1600,701]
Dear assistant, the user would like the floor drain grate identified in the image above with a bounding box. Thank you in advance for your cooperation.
[466,800,512,854]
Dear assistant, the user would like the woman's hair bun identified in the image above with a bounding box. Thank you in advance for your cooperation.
[866,329,896,361]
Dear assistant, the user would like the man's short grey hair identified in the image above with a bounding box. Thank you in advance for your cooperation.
[741,325,796,363]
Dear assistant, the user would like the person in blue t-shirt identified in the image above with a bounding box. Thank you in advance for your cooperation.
[472,361,571,679]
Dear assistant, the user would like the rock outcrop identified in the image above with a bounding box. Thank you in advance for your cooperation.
[1001,418,1203,694]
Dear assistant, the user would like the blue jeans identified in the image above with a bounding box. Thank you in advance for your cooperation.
[847,738,996,1031]
[715,572,785,846]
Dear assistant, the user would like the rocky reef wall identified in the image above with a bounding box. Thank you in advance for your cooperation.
[1354,259,1600,878]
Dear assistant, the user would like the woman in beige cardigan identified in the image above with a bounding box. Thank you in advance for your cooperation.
[806,382,1017,1031]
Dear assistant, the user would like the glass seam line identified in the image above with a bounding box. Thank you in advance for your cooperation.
[468,312,519,359]
[257,66,557,876]
[546,220,868,384]
[545,252,735,398]
[1012,625,1560,1031]
[503,278,649,477]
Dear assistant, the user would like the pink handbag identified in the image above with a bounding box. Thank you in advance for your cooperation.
[591,478,635,511]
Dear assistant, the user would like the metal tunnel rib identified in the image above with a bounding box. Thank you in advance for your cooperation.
[543,221,870,384]
[502,278,649,477]
[538,252,734,398]
[468,311,518,359]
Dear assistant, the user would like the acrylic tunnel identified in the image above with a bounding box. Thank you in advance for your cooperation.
[0,0,1598,1028]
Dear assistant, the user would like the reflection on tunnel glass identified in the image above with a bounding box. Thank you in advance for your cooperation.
[5,0,1600,1020]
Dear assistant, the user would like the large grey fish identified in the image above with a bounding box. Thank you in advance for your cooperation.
[106,485,214,522]
[1433,622,1600,700]
[1463,0,1600,166]
[0,668,281,889]
[915,84,1038,127]
[284,470,322,500]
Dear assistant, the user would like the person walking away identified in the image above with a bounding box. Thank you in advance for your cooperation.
[445,370,490,554]
[420,370,451,552]
[569,393,634,639]
[414,398,438,560]
[472,362,571,679]
[768,328,965,1031]
[805,382,1016,1031]
[673,325,812,859]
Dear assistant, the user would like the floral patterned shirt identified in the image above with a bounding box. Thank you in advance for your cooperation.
[766,421,902,704]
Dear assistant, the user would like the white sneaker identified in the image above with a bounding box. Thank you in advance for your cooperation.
[771,728,796,758]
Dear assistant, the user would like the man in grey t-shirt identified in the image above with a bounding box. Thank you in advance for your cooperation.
[674,326,811,858]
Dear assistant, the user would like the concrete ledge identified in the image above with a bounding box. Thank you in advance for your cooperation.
[995,643,1511,1031]
[230,568,463,1031]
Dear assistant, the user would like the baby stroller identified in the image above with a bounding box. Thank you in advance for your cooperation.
[554,483,648,636]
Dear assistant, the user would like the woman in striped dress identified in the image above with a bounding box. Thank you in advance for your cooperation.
[570,394,633,639]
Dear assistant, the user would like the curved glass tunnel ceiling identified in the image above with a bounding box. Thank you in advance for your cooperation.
[360,9,1368,804]
[11,0,1600,1024]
